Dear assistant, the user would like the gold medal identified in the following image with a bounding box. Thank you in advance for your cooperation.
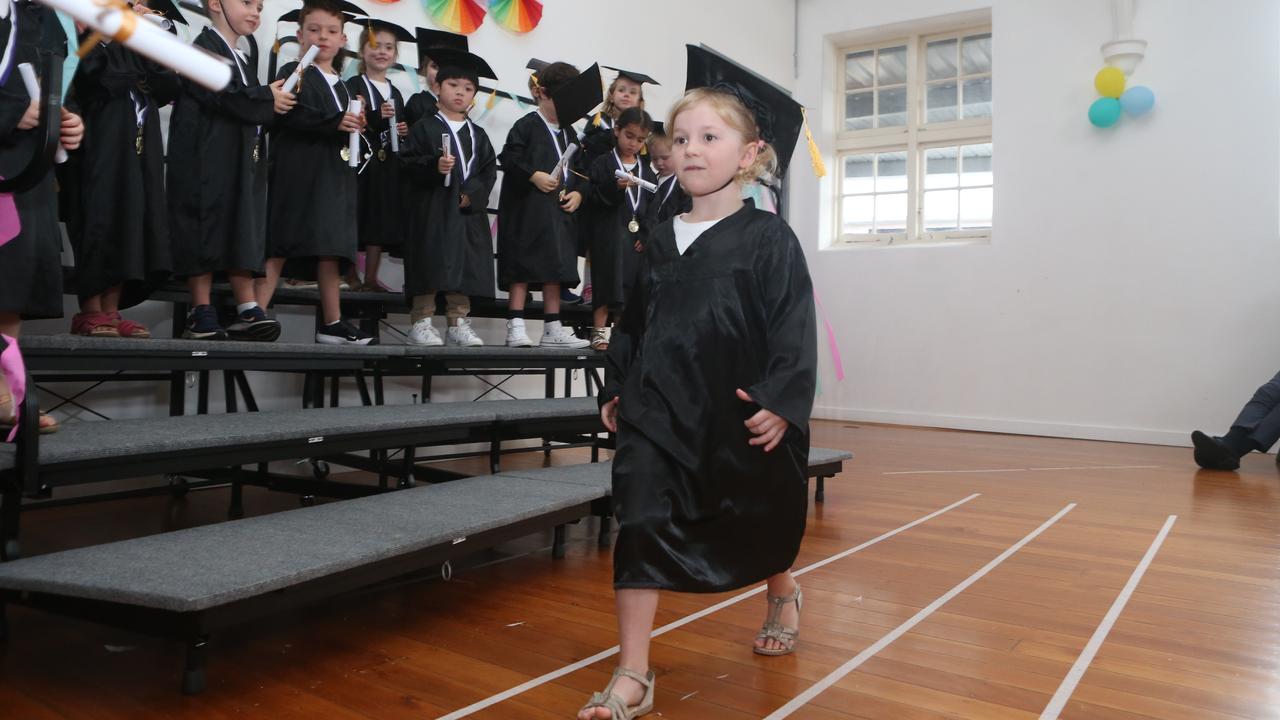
[135,127,143,156]
[252,143,260,163]
[340,146,351,162]
[627,217,640,233]
[378,148,387,162]
[558,189,567,202]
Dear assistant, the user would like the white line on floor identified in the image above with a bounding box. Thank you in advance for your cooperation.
[1039,515,1177,720]
[434,493,983,720]
[884,465,1159,475]
[764,503,1077,719]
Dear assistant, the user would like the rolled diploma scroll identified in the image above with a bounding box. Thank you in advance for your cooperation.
[388,108,399,153]
[37,0,231,91]
[614,169,658,193]
[17,63,67,163]
[549,142,578,185]
[441,132,451,187]
[347,98,362,168]
[281,45,319,94]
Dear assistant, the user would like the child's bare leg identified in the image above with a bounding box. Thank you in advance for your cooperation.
[255,258,285,309]
[187,273,213,307]
[579,588,658,720]
[543,283,561,315]
[316,259,342,325]
[508,283,528,311]
[364,246,383,287]
[228,270,256,307]
[592,305,609,328]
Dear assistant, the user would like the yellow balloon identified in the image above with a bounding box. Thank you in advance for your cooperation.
[1094,66,1126,98]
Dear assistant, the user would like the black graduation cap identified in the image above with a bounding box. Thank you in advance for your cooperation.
[551,62,603,129]
[649,120,666,136]
[684,44,804,180]
[603,65,658,86]
[430,48,497,81]
[139,0,188,25]
[361,18,414,44]
[416,27,467,66]
[278,0,368,25]
[526,58,550,73]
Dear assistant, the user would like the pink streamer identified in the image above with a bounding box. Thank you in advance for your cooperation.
[1,334,26,442]
[813,290,845,382]
[0,186,19,247]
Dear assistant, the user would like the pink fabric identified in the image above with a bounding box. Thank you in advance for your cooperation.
[1,334,26,442]
[0,191,18,247]
[813,290,845,382]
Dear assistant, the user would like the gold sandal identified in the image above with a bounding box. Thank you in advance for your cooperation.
[578,667,654,720]
[754,585,802,656]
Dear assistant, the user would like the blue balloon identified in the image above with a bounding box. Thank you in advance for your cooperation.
[1088,97,1123,128]
[1120,85,1155,117]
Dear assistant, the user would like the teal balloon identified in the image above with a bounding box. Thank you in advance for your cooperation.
[1088,97,1123,128]
[1120,85,1155,116]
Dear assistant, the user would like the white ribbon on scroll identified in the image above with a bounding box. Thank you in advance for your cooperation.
[282,45,319,94]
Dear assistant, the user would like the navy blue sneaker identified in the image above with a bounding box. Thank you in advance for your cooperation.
[227,306,282,342]
[561,287,582,305]
[182,304,226,340]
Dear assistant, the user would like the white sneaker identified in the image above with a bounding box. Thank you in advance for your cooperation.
[447,317,484,347]
[407,318,443,346]
[540,320,589,349]
[506,318,533,348]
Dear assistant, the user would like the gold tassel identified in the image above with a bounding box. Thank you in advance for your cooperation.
[801,107,826,179]
[592,110,602,127]
[485,91,498,110]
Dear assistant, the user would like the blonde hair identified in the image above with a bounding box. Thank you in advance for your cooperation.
[601,76,645,120]
[667,87,777,185]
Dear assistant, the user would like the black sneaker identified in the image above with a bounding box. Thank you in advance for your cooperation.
[182,304,227,340]
[315,319,378,346]
[227,306,282,342]
[1191,430,1241,471]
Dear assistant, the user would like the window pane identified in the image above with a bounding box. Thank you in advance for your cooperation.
[960,143,992,186]
[877,45,907,85]
[961,33,992,75]
[875,193,908,233]
[926,39,957,80]
[844,91,873,130]
[924,146,958,189]
[842,154,874,194]
[878,86,907,127]
[876,151,908,192]
[926,81,958,123]
[845,51,874,90]
[962,77,992,118]
[960,187,993,228]
[842,195,874,235]
[923,189,959,230]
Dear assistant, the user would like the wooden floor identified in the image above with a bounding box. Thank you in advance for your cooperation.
[3,420,1279,719]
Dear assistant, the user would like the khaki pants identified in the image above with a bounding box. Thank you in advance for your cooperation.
[411,292,471,325]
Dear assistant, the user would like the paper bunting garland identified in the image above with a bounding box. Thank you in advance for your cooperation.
[424,0,486,34]
[488,0,541,33]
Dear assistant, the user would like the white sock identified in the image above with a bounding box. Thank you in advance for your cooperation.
[236,301,259,314]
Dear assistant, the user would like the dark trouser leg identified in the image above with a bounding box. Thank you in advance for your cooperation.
[1229,371,1280,452]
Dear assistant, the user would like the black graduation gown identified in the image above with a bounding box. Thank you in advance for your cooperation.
[647,174,690,225]
[602,204,817,592]
[400,113,497,298]
[167,27,274,278]
[585,152,653,310]
[267,63,357,279]
[574,116,615,258]
[63,40,177,307]
[402,90,436,128]
[496,110,589,291]
[345,74,404,253]
[0,1,66,319]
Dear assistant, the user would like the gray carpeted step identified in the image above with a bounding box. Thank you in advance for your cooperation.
[483,396,601,423]
[0,443,14,471]
[0,474,602,612]
[17,334,404,358]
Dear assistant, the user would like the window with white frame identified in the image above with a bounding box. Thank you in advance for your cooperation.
[835,26,992,246]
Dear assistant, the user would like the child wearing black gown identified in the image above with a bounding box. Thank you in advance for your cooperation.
[579,46,816,720]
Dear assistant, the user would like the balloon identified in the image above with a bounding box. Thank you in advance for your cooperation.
[1120,85,1155,116]
[1088,97,1122,128]
[1094,66,1125,98]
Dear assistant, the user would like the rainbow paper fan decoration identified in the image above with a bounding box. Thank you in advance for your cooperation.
[489,0,542,33]
[424,0,486,33]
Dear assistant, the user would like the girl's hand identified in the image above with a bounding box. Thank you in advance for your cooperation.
[380,100,396,119]
[560,190,583,213]
[269,79,297,114]
[17,99,39,130]
[397,121,408,137]
[530,170,560,193]
[459,194,471,208]
[338,112,361,133]
[601,397,620,433]
[438,154,456,175]
[736,388,787,453]
[59,109,84,151]
[616,176,636,189]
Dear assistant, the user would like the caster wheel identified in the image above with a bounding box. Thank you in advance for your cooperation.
[311,460,330,480]
[167,475,190,498]
[300,495,316,507]
[2,539,19,561]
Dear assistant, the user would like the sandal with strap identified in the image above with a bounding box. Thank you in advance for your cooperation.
[754,584,802,656]
[590,327,610,352]
[578,667,655,720]
[70,312,119,338]
[111,312,151,339]
[0,393,58,435]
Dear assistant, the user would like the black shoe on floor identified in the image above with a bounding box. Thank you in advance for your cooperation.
[182,304,227,340]
[227,306,282,342]
[315,319,378,346]
[1191,430,1241,471]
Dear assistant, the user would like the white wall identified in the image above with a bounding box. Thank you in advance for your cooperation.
[794,0,1280,445]
[22,0,797,419]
